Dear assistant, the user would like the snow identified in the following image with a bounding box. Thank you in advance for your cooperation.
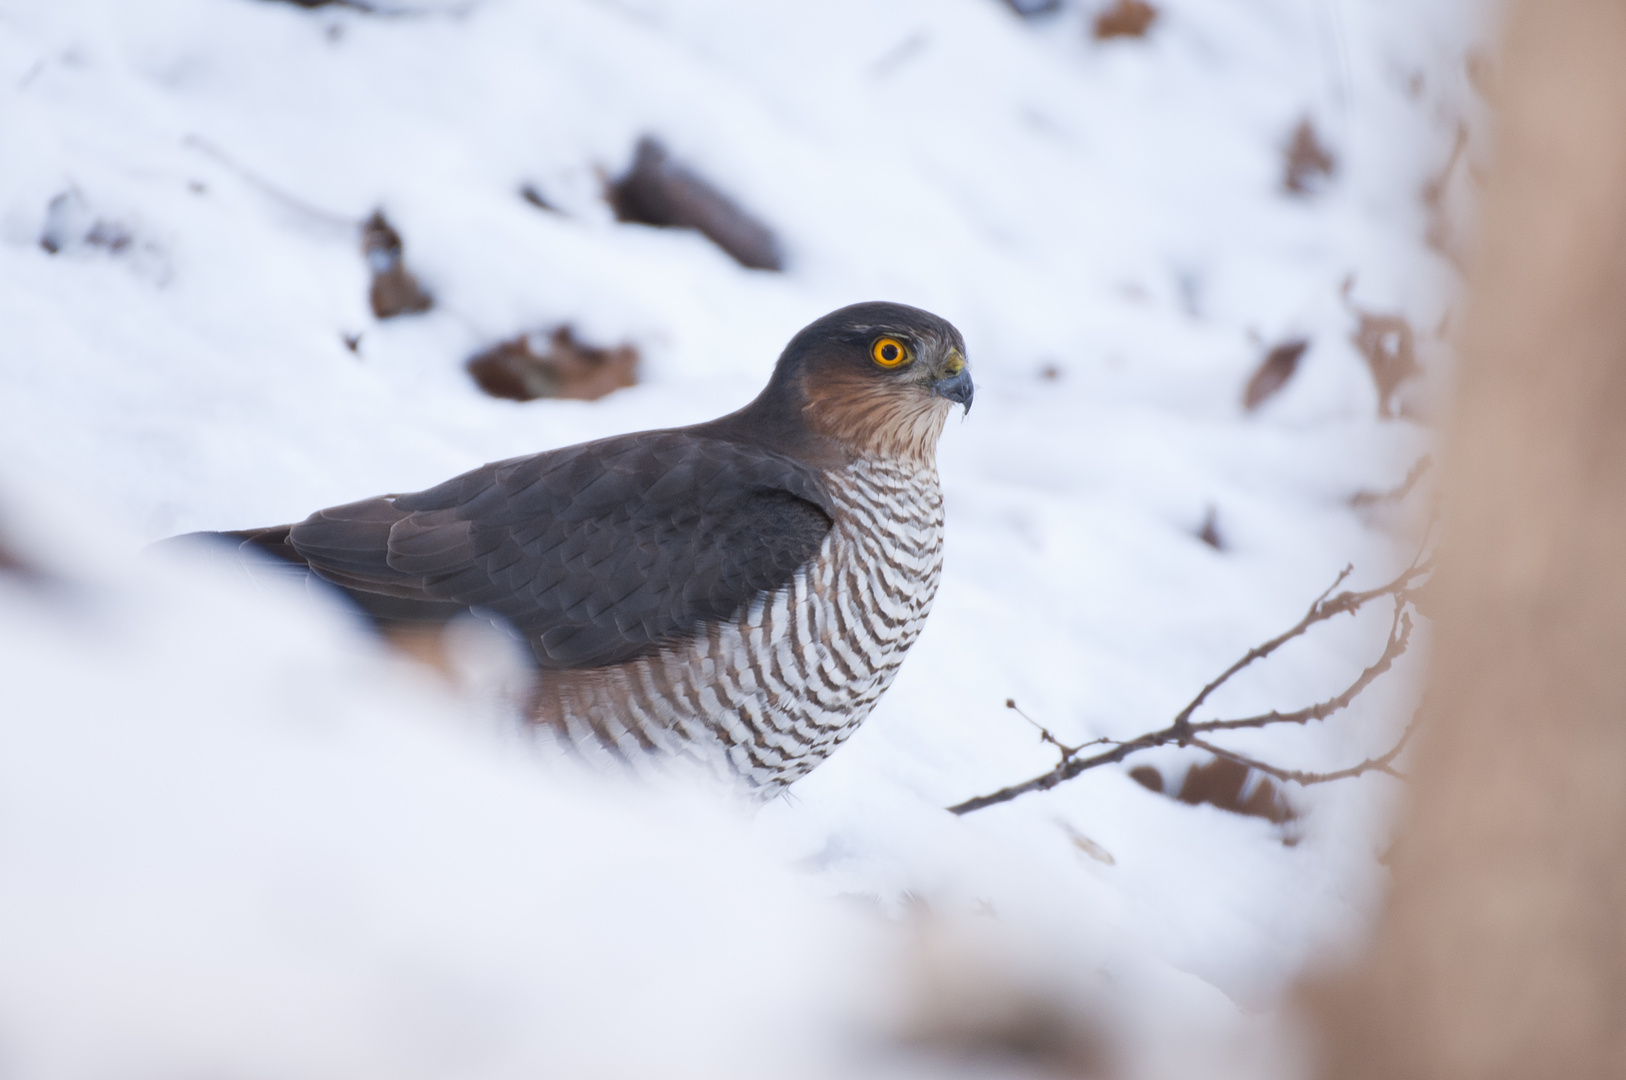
[0,0,1484,1075]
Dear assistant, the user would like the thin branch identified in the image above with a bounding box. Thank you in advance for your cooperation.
[1003,698,1113,761]
[948,557,1430,816]
[1350,455,1433,508]
[1191,601,1411,733]
[1172,556,1427,736]
[1187,704,1420,785]
[947,731,1166,816]
[1168,564,1352,736]
[1006,697,1077,758]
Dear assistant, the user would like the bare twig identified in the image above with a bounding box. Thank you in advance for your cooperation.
[1187,722,1411,786]
[1191,599,1412,734]
[1187,695,1424,787]
[1003,698,1114,761]
[948,555,1430,816]
[1006,697,1078,757]
[1351,455,1433,508]
[1422,122,1469,211]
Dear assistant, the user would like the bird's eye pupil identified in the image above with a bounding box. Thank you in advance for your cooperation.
[882,344,898,361]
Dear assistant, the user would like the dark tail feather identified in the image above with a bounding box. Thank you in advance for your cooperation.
[151,526,474,629]
[150,525,328,595]
[220,524,305,563]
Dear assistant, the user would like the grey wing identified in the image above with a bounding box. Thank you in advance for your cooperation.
[280,432,835,669]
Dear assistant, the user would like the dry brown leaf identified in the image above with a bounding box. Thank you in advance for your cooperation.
[466,327,639,402]
[1242,337,1309,410]
[519,184,557,212]
[361,211,432,319]
[1093,0,1158,39]
[1351,312,1419,419]
[1177,757,1297,824]
[608,137,782,271]
[1196,506,1224,550]
[1284,118,1337,195]
[1128,765,1164,793]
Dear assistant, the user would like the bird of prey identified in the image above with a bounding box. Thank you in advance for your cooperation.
[178,302,972,795]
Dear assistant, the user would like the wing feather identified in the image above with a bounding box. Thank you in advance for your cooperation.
[281,432,834,669]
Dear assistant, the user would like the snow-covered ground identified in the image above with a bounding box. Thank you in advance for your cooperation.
[0,0,1484,1075]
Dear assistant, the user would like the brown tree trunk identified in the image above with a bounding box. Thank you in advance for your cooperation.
[1307,1,1626,1077]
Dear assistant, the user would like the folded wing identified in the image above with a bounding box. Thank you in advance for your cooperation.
[252,432,835,669]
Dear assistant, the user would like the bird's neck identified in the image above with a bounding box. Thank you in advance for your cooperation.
[702,377,949,470]
[804,395,950,466]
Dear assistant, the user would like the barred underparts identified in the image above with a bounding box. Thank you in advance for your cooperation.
[535,458,945,792]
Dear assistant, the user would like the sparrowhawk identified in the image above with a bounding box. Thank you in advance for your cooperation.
[172,302,972,794]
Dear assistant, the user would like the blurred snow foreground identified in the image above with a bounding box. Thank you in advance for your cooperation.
[0,0,1483,1076]
[0,495,1266,1080]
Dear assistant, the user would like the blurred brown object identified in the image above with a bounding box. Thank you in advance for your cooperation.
[1128,764,1164,793]
[466,327,638,402]
[0,517,49,587]
[890,909,1113,1076]
[519,183,557,212]
[1422,122,1471,268]
[1465,51,1499,102]
[1195,505,1223,550]
[1093,0,1158,40]
[1242,337,1309,410]
[1307,1,1626,1076]
[1176,757,1294,825]
[1349,310,1419,419]
[361,211,433,319]
[608,137,783,271]
[1283,119,1336,195]
[0,538,31,577]
[1349,456,1432,510]
[1127,758,1295,825]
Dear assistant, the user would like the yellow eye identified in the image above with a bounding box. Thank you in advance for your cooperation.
[871,337,910,368]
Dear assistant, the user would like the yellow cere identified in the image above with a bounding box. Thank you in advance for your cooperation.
[871,337,910,368]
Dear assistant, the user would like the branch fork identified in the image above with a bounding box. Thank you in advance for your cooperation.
[949,554,1432,816]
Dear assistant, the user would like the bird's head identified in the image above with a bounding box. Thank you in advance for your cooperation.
[751,301,972,463]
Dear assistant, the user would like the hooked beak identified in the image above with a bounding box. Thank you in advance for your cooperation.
[931,350,974,413]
